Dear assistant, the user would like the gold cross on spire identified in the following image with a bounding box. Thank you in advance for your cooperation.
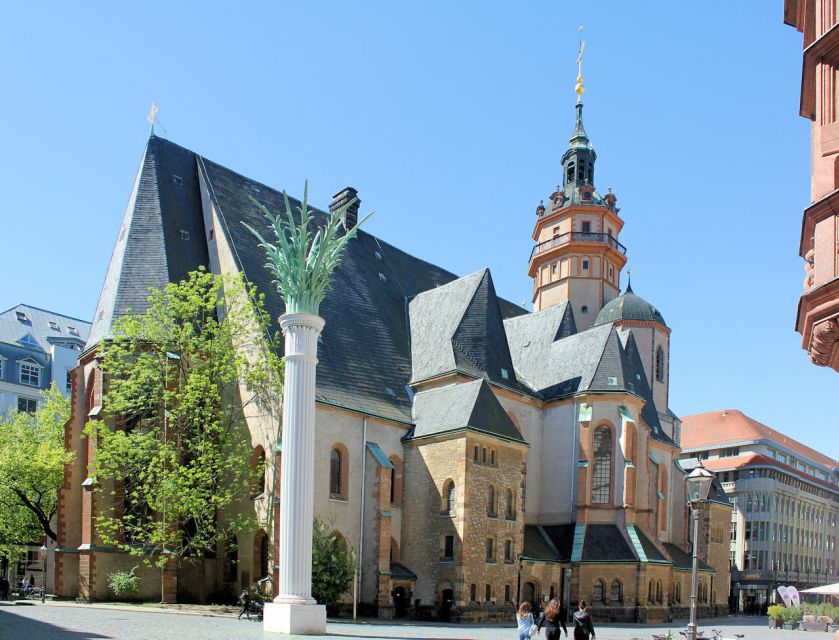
[575,25,586,103]
[147,102,159,135]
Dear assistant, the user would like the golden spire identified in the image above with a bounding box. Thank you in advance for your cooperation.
[575,25,585,103]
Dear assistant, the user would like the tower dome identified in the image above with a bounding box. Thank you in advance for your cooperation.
[593,283,667,327]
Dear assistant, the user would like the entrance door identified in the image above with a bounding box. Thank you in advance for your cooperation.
[440,588,454,621]
[523,581,538,611]
[394,586,408,618]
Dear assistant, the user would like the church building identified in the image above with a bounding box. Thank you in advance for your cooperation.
[55,79,730,622]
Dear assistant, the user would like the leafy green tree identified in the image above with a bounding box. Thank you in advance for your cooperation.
[0,385,71,552]
[311,518,355,613]
[85,269,282,594]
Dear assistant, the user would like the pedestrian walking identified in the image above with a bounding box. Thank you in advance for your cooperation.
[537,598,568,639]
[236,589,251,620]
[572,600,595,640]
[0,575,9,600]
[516,601,536,639]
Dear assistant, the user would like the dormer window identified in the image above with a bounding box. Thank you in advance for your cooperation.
[68,326,79,336]
[15,311,28,323]
[500,368,509,380]
[49,321,60,331]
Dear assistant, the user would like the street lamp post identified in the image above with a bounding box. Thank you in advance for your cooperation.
[39,543,47,603]
[685,465,714,640]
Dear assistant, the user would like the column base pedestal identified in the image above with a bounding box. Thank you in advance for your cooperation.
[263,601,326,635]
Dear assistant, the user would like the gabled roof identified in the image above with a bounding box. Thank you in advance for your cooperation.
[86,136,208,348]
[409,269,526,389]
[407,379,526,444]
[663,542,714,572]
[681,409,838,471]
[0,304,91,352]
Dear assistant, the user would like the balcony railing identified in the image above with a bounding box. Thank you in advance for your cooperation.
[530,232,627,260]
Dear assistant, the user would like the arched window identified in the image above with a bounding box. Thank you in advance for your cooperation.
[443,480,456,514]
[389,455,403,507]
[648,580,654,603]
[485,584,492,602]
[504,585,511,603]
[487,485,496,517]
[593,579,605,603]
[656,580,662,603]
[506,489,515,519]
[675,582,681,603]
[330,448,343,499]
[566,163,575,184]
[591,426,612,504]
[470,583,477,602]
[655,346,665,383]
[610,579,622,603]
[251,446,266,498]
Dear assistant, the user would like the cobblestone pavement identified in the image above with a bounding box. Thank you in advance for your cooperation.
[0,603,806,640]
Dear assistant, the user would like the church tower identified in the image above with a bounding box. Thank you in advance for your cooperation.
[528,50,627,330]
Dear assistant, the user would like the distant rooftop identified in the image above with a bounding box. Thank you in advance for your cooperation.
[0,303,91,352]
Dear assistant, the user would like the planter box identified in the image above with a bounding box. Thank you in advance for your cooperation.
[768,618,782,629]
[782,622,798,630]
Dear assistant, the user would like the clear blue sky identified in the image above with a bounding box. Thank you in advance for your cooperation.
[1,3,835,459]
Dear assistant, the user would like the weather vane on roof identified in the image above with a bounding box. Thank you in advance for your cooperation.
[576,25,586,103]
[147,102,158,136]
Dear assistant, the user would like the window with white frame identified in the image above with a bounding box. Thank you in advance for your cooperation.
[19,361,40,386]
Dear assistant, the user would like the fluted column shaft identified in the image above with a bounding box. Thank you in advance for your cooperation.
[275,312,325,605]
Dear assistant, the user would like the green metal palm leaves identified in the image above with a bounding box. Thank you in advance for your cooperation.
[243,181,371,316]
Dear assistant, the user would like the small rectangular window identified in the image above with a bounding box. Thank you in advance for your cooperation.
[485,538,494,562]
[180,230,190,241]
[582,259,590,270]
[15,311,28,322]
[20,362,40,386]
[49,321,60,331]
[17,397,37,414]
[68,326,79,336]
[66,370,73,392]
[582,221,591,234]
[504,540,512,562]
[551,262,558,275]
[500,368,509,380]
[443,535,454,561]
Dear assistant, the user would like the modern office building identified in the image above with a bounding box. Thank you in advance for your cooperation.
[784,0,839,372]
[681,409,839,613]
[0,304,90,414]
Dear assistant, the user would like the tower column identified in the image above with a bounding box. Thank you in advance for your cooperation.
[263,311,327,634]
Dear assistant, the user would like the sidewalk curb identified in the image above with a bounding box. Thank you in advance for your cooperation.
[32,600,237,619]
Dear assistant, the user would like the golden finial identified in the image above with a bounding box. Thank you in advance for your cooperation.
[575,25,585,103]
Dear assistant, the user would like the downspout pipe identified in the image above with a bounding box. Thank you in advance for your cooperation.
[354,417,368,619]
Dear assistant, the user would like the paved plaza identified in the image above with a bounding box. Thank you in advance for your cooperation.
[0,602,809,640]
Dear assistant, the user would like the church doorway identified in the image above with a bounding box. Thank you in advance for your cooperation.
[393,586,408,618]
[523,581,539,611]
[440,588,454,621]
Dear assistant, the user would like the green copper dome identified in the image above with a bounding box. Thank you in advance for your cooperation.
[594,284,667,328]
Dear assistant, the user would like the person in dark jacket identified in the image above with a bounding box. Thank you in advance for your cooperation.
[236,589,251,620]
[537,598,568,639]
[572,600,595,639]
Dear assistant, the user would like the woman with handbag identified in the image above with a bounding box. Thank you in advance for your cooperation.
[537,598,568,639]
[516,601,536,640]
[572,600,596,640]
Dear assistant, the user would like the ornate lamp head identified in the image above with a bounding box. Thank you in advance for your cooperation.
[686,465,715,505]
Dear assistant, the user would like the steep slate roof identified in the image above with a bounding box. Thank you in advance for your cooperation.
[663,542,714,572]
[681,409,838,471]
[409,269,527,391]
[0,304,90,351]
[522,525,561,562]
[86,137,209,348]
[581,525,636,562]
[408,379,526,443]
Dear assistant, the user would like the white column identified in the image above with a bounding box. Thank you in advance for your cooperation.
[263,312,327,635]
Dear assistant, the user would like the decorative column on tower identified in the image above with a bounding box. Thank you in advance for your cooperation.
[244,183,370,634]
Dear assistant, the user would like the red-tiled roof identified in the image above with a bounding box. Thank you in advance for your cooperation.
[701,452,838,491]
[681,410,837,470]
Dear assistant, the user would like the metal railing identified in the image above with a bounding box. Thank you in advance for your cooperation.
[530,231,627,259]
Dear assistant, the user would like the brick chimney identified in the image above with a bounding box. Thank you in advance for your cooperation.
[329,187,360,230]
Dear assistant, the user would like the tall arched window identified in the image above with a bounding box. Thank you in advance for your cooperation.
[442,479,456,514]
[656,580,662,603]
[648,580,654,603]
[251,446,266,498]
[591,426,612,504]
[485,584,492,602]
[675,582,681,603]
[655,346,665,383]
[593,579,605,603]
[487,485,496,517]
[330,448,343,499]
[470,583,477,601]
[389,455,403,507]
[610,579,622,603]
[505,489,515,519]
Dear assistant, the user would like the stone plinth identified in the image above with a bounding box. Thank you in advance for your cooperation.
[263,601,326,635]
